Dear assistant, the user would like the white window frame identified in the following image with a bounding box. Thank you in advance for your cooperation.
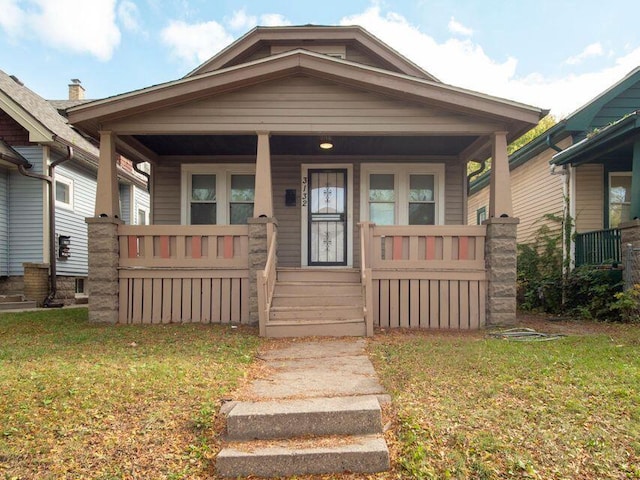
[136,205,150,225]
[54,174,74,211]
[608,172,632,228]
[360,163,445,225]
[181,164,256,225]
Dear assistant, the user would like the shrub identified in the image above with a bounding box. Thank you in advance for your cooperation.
[563,265,623,321]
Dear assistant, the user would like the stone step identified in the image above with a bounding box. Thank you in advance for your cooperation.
[226,395,382,441]
[216,434,390,478]
[0,294,24,303]
[265,318,366,337]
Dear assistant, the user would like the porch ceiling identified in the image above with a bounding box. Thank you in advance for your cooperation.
[133,134,478,157]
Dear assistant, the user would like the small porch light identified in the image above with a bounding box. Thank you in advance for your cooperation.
[319,136,333,150]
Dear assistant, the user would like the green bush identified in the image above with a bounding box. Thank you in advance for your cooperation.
[563,265,623,320]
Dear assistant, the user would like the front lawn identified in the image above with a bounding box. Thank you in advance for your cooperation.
[0,308,259,479]
[371,318,640,479]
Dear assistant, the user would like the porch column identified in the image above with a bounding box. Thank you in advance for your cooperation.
[254,131,273,218]
[630,139,640,220]
[484,217,519,326]
[85,217,122,323]
[489,131,513,218]
[95,131,120,218]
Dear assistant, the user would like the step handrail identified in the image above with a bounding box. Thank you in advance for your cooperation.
[257,223,277,336]
[359,222,374,336]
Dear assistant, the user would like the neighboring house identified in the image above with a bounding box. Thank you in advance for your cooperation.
[468,67,640,268]
[0,70,149,306]
[68,25,545,335]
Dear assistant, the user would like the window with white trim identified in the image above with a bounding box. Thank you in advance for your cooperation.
[361,163,445,225]
[55,174,74,210]
[181,165,256,225]
[137,206,149,225]
[609,172,632,228]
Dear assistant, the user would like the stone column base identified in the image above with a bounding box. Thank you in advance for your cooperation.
[248,217,277,326]
[484,217,519,326]
[86,217,122,323]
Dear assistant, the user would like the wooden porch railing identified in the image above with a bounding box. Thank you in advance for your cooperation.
[359,222,374,336]
[257,223,278,336]
[575,228,621,266]
[363,224,487,329]
[117,225,249,324]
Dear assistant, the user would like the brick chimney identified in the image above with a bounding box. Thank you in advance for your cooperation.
[68,79,85,100]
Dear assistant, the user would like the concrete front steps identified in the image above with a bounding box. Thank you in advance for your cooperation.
[265,268,365,338]
[0,294,37,311]
[216,395,390,478]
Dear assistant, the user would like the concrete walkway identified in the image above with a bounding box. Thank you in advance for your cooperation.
[244,338,388,400]
[216,338,391,478]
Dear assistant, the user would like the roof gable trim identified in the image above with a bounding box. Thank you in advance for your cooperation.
[0,91,54,143]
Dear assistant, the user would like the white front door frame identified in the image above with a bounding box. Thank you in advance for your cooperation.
[301,163,353,267]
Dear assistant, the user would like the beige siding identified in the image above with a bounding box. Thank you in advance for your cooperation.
[574,164,604,233]
[510,144,567,243]
[106,76,503,135]
[468,139,572,244]
[153,156,464,266]
[346,45,392,70]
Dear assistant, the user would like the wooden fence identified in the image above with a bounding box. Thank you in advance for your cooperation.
[363,224,487,329]
[117,225,249,324]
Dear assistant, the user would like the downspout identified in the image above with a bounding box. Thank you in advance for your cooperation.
[133,161,151,193]
[466,158,487,194]
[17,143,74,307]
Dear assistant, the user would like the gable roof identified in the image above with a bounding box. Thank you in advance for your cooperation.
[186,25,438,81]
[69,48,543,146]
[0,69,98,154]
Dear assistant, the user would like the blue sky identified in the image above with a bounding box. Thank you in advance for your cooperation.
[1,0,640,117]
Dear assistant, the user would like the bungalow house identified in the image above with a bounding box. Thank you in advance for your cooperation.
[67,25,545,336]
[0,70,149,308]
[468,67,640,271]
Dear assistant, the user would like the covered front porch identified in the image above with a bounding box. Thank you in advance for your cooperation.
[67,46,543,334]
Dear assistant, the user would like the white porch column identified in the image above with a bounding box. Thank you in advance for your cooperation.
[254,131,273,217]
[489,131,513,218]
[95,131,120,218]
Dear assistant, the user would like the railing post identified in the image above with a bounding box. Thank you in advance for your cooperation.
[248,217,277,326]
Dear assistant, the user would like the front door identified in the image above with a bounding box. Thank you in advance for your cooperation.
[308,169,347,266]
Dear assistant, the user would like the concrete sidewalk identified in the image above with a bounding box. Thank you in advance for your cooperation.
[216,338,391,478]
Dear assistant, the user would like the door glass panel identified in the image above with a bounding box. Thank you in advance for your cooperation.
[309,170,347,265]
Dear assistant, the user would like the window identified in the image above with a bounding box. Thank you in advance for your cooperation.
[476,206,487,225]
[181,165,255,225]
[361,164,445,225]
[137,206,149,225]
[75,278,86,294]
[609,173,632,228]
[55,174,74,209]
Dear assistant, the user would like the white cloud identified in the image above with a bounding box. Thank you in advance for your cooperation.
[340,6,640,118]
[448,16,473,36]
[118,0,142,33]
[565,42,604,65]
[0,0,121,60]
[161,20,233,65]
[259,13,292,27]
[229,8,257,31]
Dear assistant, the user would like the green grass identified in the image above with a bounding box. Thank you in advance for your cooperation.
[370,325,640,479]
[0,308,260,479]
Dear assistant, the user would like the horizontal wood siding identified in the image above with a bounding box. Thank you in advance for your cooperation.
[133,184,150,224]
[54,161,96,276]
[0,168,8,275]
[510,143,567,243]
[445,160,464,225]
[575,163,604,233]
[467,188,489,225]
[346,45,391,70]
[8,146,44,275]
[272,157,301,267]
[107,76,499,134]
[152,159,181,224]
[119,184,131,224]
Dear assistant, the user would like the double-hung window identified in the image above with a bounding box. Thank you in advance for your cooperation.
[361,163,444,225]
[54,174,74,210]
[182,165,256,225]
